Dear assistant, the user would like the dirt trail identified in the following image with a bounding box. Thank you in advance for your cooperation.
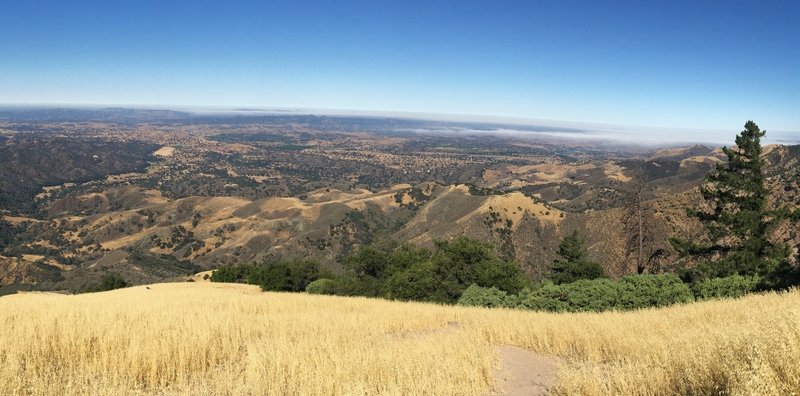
[490,346,555,396]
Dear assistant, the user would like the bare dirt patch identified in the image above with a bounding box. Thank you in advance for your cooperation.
[603,162,632,182]
[190,270,214,282]
[153,146,176,157]
[680,155,723,168]
[490,346,555,396]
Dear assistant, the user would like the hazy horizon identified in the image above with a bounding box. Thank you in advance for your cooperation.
[1,103,797,145]
[1,1,798,142]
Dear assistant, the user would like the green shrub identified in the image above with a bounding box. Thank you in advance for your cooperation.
[518,279,619,312]
[335,237,528,303]
[344,246,392,279]
[472,256,528,294]
[388,244,431,272]
[327,276,381,297]
[251,259,321,292]
[549,260,605,285]
[248,263,292,291]
[210,259,321,292]
[457,284,516,308]
[385,261,447,302]
[560,278,620,312]
[305,278,338,295]
[84,273,128,293]
[516,282,570,312]
[692,274,760,300]
[210,265,251,283]
[515,275,695,313]
[617,274,695,309]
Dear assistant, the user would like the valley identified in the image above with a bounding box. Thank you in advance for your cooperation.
[1,113,798,294]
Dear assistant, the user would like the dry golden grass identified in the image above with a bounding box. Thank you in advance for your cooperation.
[1,282,799,395]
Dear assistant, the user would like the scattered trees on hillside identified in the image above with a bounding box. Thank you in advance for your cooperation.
[671,121,792,284]
[549,231,605,284]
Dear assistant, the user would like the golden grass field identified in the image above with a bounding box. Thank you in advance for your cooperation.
[1,282,799,395]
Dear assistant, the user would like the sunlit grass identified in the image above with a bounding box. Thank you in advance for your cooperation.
[1,282,798,395]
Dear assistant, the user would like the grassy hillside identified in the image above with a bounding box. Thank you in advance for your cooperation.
[1,283,799,395]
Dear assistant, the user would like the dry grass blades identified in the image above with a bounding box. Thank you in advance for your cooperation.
[1,282,799,395]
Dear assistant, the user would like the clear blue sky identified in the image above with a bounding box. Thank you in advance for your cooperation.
[1,0,798,134]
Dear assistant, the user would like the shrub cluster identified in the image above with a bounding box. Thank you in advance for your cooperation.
[83,273,129,293]
[211,234,779,313]
[457,284,514,308]
[210,258,321,292]
[459,274,695,312]
[307,238,528,304]
[691,274,760,300]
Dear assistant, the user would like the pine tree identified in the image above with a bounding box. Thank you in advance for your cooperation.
[671,121,789,280]
[549,231,605,284]
[557,230,589,262]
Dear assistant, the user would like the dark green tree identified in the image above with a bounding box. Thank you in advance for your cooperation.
[84,272,128,293]
[210,264,252,283]
[246,263,291,291]
[285,258,322,292]
[343,245,392,279]
[249,259,321,292]
[385,261,447,302]
[671,121,790,281]
[211,259,321,292]
[549,231,605,284]
[430,237,527,301]
[99,273,128,290]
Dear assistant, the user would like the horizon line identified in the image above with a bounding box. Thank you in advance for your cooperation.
[1,102,797,146]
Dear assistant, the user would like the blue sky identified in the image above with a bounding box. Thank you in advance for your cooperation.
[1,0,798,137]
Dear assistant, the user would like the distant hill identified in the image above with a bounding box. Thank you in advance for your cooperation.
[0,107,191,123]
[0,136,159,213]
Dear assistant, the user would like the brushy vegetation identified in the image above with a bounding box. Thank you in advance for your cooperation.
[458,274,695,312]
[2,282,800,395]
[213,232,793,313]
[210,258,321,292]
[216,237,527,304]
[691,274,761,300]
[82,272,129,293]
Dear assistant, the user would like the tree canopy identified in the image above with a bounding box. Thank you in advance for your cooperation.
[671,121,790,281]
[549,231,605,284]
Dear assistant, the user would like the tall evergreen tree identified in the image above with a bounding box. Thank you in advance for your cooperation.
[671,121,789,280]
[549,231,605,284]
